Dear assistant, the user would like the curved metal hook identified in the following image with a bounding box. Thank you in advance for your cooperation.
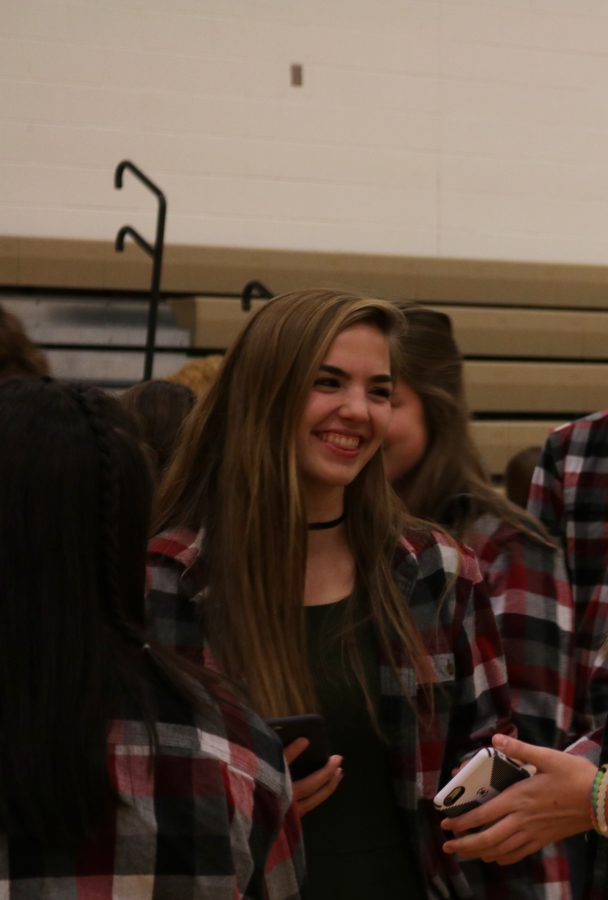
[241,279,273,312]
[115,224,153,257]
[114,160,166,205]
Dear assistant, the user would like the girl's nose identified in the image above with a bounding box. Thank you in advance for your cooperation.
[339,388,369,420]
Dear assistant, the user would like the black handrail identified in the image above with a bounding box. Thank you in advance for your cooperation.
[241,279,273,312]
[114,160,167,381]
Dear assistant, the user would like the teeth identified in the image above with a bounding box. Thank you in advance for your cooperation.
[322,432,360,449]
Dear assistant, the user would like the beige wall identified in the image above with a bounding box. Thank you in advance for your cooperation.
[3,1,608,266]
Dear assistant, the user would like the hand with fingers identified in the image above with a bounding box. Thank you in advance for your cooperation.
[284,738,344,816]
[441,733,597,866]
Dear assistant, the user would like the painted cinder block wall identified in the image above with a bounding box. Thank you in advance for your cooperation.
[3,0,608,265]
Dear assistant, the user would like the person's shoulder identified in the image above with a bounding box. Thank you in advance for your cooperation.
[110,674,287,797]
[398,522,482,586]
[468,512,563,578]
[148,527,201,567]
[469,510,549,549]
[465,511,511,559]
[548,410,608,453]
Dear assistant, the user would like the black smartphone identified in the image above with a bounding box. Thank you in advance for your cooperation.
[267,714,331,780]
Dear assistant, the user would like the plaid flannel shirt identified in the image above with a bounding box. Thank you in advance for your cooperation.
[146,525,562,899]
[0,666,304,899]
[465,513,575,897]
[467,512,575,750]
[528,412,608,739]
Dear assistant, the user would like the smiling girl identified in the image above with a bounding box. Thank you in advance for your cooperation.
[147,289,515,899]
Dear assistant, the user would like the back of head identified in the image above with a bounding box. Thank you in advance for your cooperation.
[0,305,50,380]
[120,379,195,478]
[0,378,153,840]
[505,446,541,510]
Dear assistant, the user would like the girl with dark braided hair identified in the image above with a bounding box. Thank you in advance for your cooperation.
[0,378,303,899]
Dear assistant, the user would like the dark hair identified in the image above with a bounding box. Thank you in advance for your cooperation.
[392,304,549,542]
[119,380,196,479]
[0,379,214,843]
[505,446,541,509]
[0,305,50,380]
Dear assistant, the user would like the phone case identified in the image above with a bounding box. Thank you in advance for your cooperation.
[433,747,530,817]
[267,714,330,780]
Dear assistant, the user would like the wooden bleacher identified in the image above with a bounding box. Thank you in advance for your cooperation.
[5,238,608,481]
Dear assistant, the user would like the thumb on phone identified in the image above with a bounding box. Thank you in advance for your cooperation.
[492,734,549,774]
[284,737,309,765]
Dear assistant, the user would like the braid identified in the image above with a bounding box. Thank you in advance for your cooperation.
[71,385,143,645]
[70,385,162,758]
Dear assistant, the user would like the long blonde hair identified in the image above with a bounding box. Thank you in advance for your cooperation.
[392,305,549,543]
[155,289,429,719]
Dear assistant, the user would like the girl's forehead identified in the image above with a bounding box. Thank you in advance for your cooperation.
[322,323,390,363]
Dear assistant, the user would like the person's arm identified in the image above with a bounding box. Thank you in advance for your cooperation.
[257,766,306,900]
[441,733,597,866]
[441,543,516,768]
[527,431,567,548]
[578,582,608,736]
[478,528,575,749]
[146,534,206,665]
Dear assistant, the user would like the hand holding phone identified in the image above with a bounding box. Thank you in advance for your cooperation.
[267,713,331,780]
[434,747,531,818]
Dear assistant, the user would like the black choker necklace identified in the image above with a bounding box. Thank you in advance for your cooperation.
[307,511,347,531]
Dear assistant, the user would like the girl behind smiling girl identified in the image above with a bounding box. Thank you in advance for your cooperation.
[383,304,575,896]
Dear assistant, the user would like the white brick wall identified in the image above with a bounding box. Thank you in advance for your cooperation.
[2,0,608,264]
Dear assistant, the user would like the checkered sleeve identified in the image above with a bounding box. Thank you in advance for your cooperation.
[438,541,570,900]
[528,419,608,742]
[566,726,604,766]
[103,715,304,900]
[469,516,575,749]
[261,789,304,900]
[146,529,207,665]
[568,724,608,900]
[442,538,516,762]
[403,532,515,781]
[399,533,544,899]
[528,429,567,547]
[579,580,608,736]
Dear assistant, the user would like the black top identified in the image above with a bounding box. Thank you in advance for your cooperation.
[302,597,425,900]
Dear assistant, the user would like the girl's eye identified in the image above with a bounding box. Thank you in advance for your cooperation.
[314,377,341,389]
[371,387,392,400]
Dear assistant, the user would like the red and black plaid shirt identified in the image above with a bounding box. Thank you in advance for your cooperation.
[528,411,608,740]
[0,666,304,898]
[467,512,575,750]
[145,525,566,898]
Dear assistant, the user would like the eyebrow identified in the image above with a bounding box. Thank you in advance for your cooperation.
[319,364,393,383]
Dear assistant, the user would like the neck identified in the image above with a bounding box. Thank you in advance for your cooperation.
[302,482,345,525]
